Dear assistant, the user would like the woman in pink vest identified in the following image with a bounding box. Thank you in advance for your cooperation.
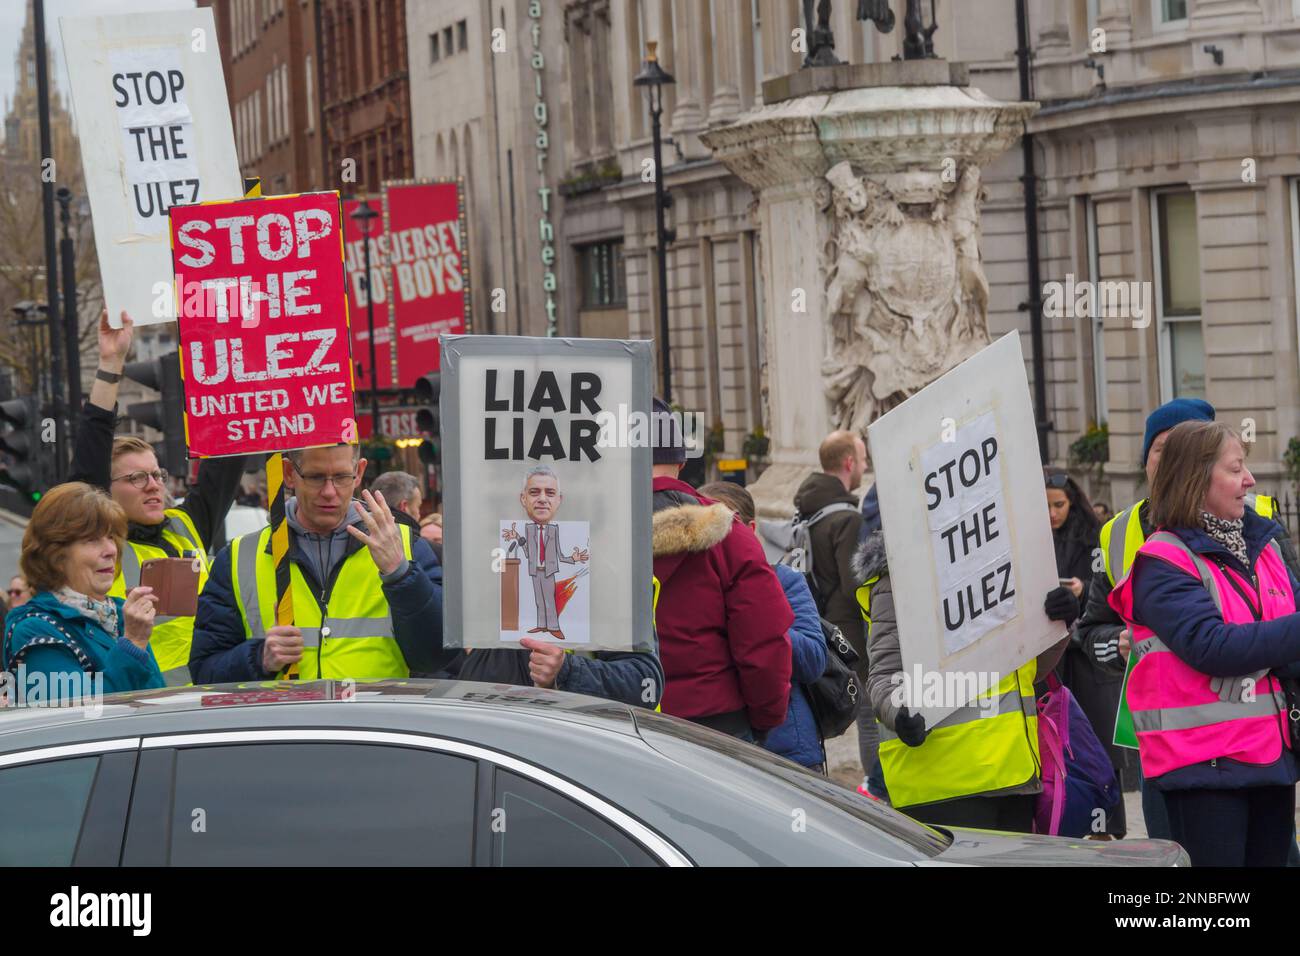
[1109,420,1300,866]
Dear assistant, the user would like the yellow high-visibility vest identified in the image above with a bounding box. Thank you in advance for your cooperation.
[856,575,1042,810]
[109,508,209,686]
[229,523,414,680]
[1100,494,1278,586]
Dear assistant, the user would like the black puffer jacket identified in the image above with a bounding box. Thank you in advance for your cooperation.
[793,473,864,675]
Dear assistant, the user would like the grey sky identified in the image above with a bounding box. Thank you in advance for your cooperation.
[0,0,197,122]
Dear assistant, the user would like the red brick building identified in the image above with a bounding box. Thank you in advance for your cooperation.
[317,0,413,194]
[200,0,324,193]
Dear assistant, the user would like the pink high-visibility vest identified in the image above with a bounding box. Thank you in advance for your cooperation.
[1108,531,1295,778]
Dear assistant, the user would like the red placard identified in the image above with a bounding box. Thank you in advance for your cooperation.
[342,195,394,391]
[382,180,469,387]
[170,191,357,457]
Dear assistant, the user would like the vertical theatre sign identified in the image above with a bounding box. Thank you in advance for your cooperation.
[440,335,653,651]
[169,191,356,457]
[381,180,471,385]
[61,9,242,327]
[868,333,1061,726]
[529,0,559,335]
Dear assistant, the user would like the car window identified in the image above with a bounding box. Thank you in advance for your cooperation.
[492,769,659,867]
[632,710,950,859]
[0,756,99,866]
[166,743,476,865]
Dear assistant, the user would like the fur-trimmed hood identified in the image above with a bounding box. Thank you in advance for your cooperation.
[852,528,888,585]
[652,502,734,557]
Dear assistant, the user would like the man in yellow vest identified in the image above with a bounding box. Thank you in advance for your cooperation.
[1076,397,1299,841]
[852,525,1080,831]
[69,311,247,685]
[190,443,445,681]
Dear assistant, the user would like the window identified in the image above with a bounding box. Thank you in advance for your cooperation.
[430,31,441,63]
[491,770,658,866]
[444,26,455,58]
[1153,189,1204,400]
[1085,198,1107,422]
[458,19,468,51]
[305,54,315,133]
[1155,0,1188,25]
[166,744,477,865]
[578,240,627,308]
[0,757,99,866]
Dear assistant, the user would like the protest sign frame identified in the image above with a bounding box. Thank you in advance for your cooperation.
[441,334,653,653]
[60,9,242,328]
[867,332,1063,727]
[380,178,471,387]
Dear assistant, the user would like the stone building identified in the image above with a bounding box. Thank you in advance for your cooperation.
[405,0,578,341]
[578,0,1300,508]
[200,0,325,194]
[319,0,413,195]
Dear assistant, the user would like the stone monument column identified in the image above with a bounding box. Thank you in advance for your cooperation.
[702,61,1036,517]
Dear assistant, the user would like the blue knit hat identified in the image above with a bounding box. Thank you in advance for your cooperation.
[1142,398,1215,465]
[652,397,686,465]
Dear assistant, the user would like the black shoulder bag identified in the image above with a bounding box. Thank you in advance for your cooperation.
[804,618,863,740]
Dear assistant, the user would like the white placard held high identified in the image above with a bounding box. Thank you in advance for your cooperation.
[61,10,242,327]
[868,332,1062,727]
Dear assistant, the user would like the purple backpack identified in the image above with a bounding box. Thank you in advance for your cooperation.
[1033,673,1120,837]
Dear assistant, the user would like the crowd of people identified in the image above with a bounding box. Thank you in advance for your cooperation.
[3,311,1299,867]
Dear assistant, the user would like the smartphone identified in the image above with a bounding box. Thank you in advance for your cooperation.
[1059,577,1074,586]
[139,557,201,617]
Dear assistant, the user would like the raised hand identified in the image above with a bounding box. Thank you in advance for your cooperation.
[98,309,134,371]
[122,586,159,648]
[347,489,405,575]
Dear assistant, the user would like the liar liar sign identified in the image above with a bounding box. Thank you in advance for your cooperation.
[169,191,357,457]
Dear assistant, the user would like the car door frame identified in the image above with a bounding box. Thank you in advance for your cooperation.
[0,738,141,866]
[129,728,691,867]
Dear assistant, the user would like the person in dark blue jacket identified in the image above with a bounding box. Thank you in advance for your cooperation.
[701,483,827,768]
[3,483,164,703]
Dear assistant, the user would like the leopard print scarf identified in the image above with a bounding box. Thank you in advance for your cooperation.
[1199,512,1248,567]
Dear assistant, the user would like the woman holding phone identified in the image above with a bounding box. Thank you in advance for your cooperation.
[2,483,164,703]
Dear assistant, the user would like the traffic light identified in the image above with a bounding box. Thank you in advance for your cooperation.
[414,372,440,466]
[0,396,46,502]
[123,352,187,479]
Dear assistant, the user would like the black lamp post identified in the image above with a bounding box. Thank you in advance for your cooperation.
[349,200,382,438]
[56,187,80,443]
[634,41,676,402]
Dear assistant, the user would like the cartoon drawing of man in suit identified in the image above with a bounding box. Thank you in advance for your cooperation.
[502,465,588,640]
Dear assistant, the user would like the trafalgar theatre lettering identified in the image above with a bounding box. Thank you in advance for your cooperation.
[529,0,559,335]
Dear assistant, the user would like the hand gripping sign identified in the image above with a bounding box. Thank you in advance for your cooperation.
[169,191,357,458]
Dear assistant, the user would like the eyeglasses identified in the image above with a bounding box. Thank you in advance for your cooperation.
[290,462,357,490]
[1045,472,1070,489]
[6,589,25,598]
[111,468,168,490]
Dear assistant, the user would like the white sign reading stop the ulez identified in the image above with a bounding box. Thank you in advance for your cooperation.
[868,332,1062,727]
[61,9,242,328]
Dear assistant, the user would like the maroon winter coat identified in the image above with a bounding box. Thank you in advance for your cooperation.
[652,476,793,731]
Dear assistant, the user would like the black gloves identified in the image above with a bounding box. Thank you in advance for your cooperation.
[1044,586,1079,627]
[895,707,927,748]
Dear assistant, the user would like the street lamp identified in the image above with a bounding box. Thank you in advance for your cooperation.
[349,199,382,438]
[634,41,676,402]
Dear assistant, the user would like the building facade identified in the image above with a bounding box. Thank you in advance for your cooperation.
[320,0,413,195]
[201,0,325,195]
[535,0,1300,505]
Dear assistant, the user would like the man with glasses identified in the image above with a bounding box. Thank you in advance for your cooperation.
[6,576,32,609]
[68,311,247,684]
[189,443,444,682]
